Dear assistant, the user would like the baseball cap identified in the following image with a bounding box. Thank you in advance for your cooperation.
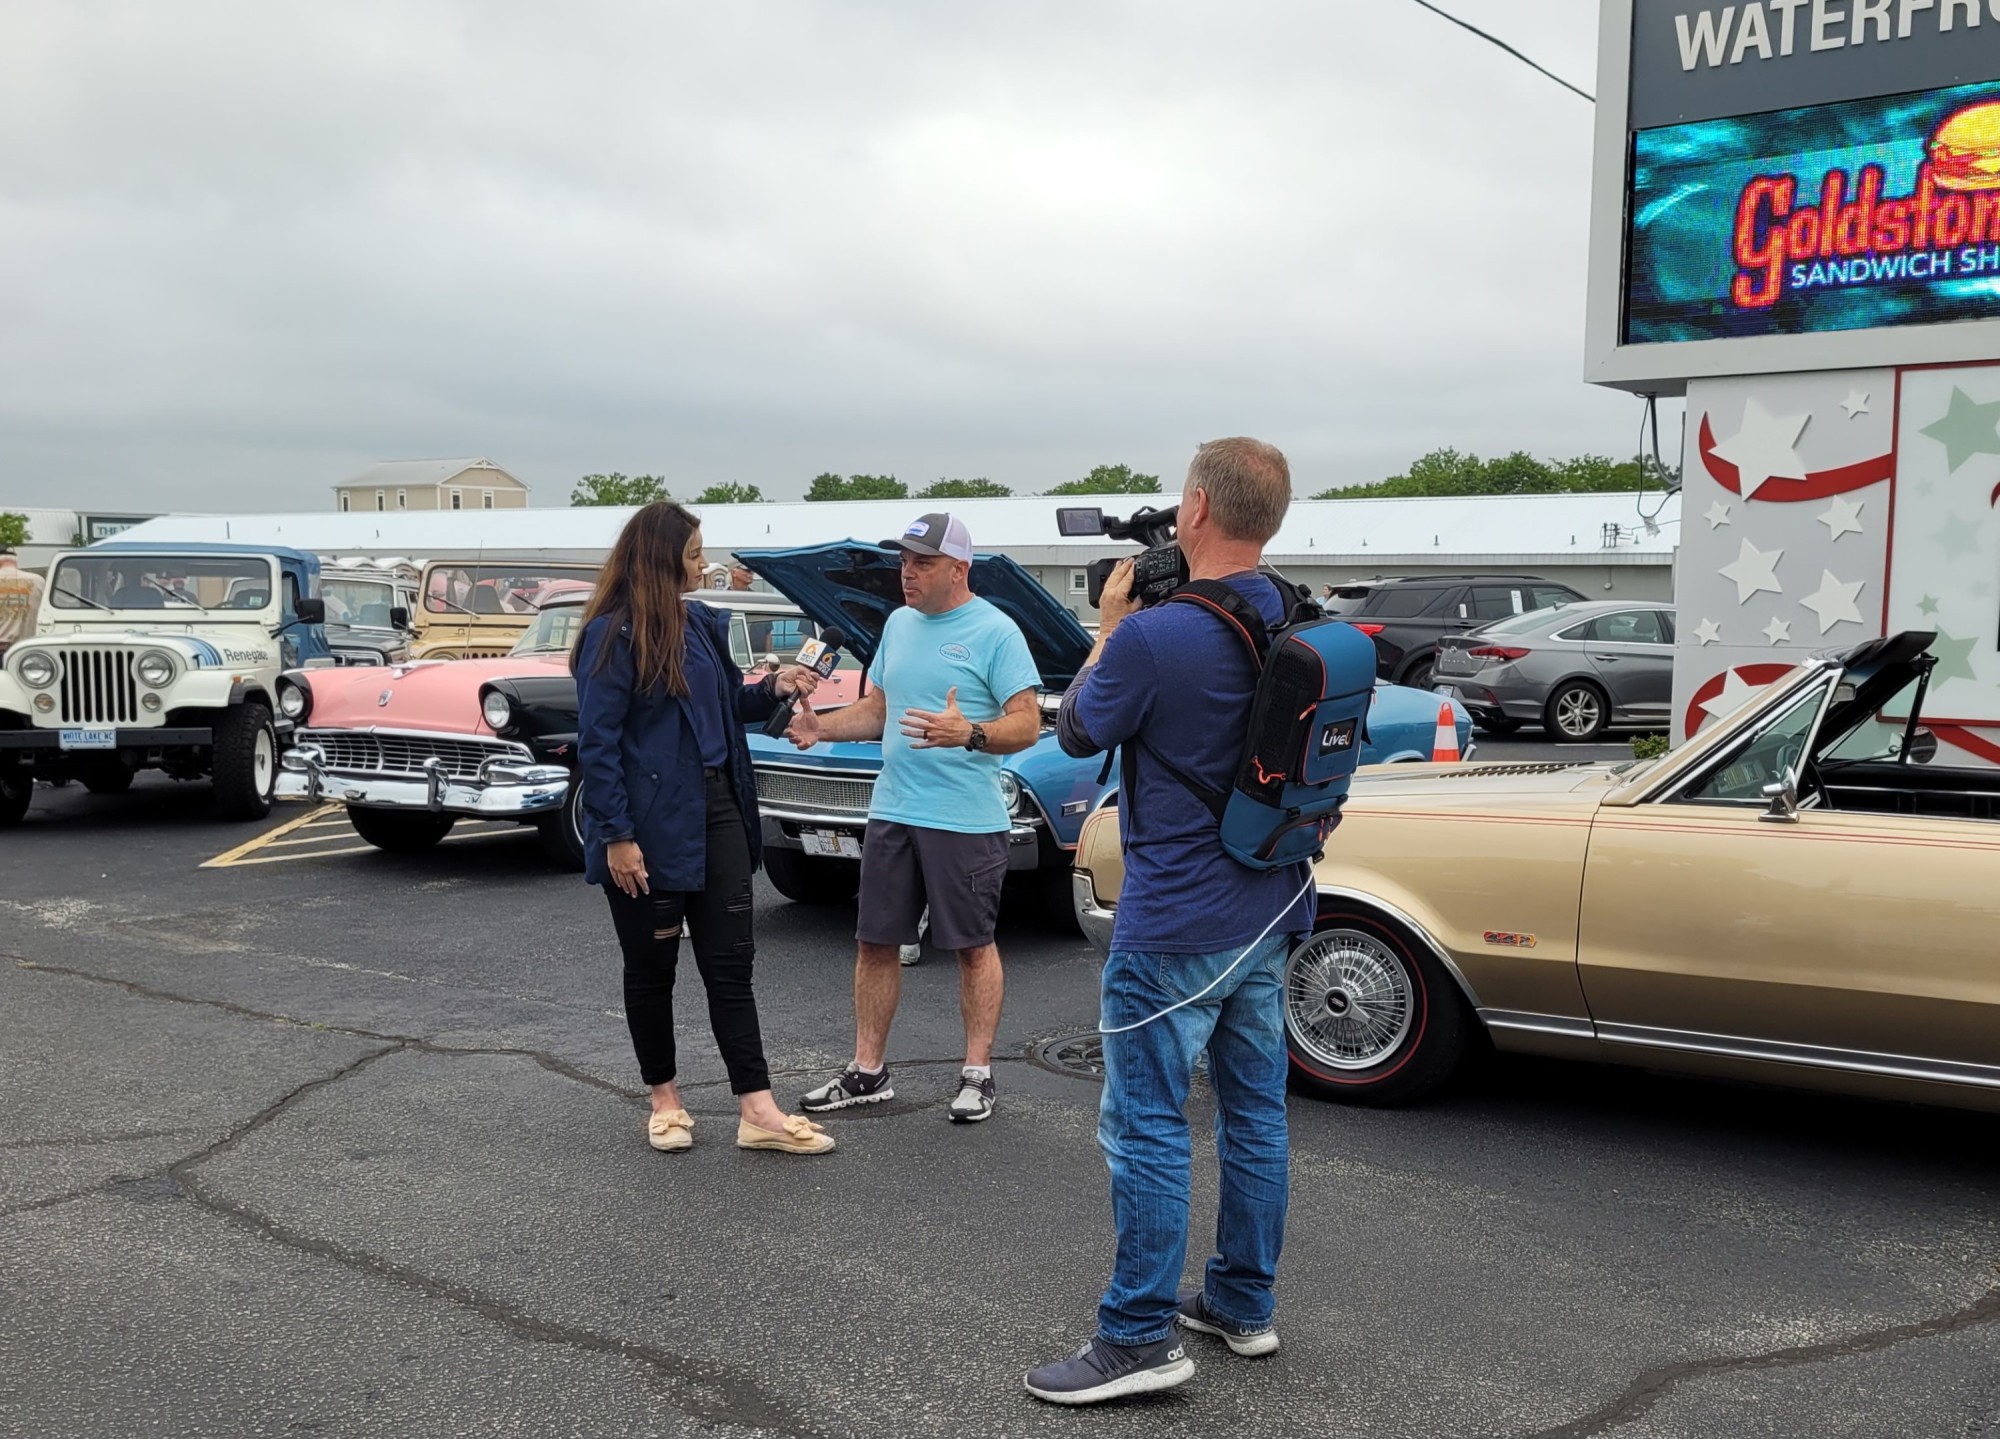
[883,512,972,562]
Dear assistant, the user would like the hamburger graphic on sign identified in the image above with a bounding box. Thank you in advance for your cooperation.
[1930,101,2000,193]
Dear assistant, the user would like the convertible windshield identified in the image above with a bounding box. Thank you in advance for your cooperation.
[424,566,598,616]
[321,579,398,628]
[49,555,275,613]
[511,603,591,655]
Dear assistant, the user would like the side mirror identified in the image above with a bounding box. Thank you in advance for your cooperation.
[390,606,411,630]
[1907,727,1938,766]
[1759,774,1800,824]
[295,597,327,625]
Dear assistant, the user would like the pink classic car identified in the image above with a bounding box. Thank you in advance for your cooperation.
[274,590,859,867]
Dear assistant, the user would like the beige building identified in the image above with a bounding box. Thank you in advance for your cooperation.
[333,459,530,515]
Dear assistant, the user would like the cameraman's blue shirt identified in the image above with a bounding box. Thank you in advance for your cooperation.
[1059,573,1315,954]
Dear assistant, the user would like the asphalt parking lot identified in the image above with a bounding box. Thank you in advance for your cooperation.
[6,745,2000,1438]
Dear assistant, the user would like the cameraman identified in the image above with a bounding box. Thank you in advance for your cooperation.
[1026,438,1312,1406]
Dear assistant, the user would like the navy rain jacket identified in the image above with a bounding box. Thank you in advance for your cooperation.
[574,602,783,891]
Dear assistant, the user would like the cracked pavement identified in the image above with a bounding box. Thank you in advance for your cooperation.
[4,776,2000,1437]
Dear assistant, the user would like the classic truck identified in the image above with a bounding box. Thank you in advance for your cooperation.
[0,542,331,824]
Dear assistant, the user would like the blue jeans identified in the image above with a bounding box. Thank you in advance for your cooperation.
[1096,935,1292,1346]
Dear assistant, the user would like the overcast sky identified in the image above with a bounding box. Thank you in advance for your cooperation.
[1,0,1664,513]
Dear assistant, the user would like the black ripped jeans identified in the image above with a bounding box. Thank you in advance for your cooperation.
[603,770,771,1095]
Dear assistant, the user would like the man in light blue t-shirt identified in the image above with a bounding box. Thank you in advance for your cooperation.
[791,513,1042,1124]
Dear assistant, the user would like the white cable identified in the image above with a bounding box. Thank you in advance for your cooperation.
[1098,872,1320,1036]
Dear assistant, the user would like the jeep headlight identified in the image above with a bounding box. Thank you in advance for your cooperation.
[277,679,310,721]
[482,690,514,732]
[136,650,176,689]
[17,651,56,689]
[998,770,1021,814]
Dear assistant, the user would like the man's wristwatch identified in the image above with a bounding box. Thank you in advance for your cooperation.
[965,722,989,752]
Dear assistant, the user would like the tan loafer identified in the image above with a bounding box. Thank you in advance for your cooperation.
[647,1108,694,1153]
[737,1114,836,1154]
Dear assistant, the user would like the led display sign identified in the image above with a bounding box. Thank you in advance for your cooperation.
[1626,80,2000,344]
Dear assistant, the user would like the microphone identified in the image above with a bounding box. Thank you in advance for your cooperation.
[762,626,847,736]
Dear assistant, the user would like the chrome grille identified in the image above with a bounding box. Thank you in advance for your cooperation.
[56,648,140,726]
[299,730,531,780]
[754,766,875,817]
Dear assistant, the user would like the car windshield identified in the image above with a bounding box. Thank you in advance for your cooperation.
[511,604,590,655]
[424,565,599,616]
[1470,606,1570,638]
[1322,589,1372,616]
[1679,681,1829,804]
[49,555,275,613]
[321,578,397,627]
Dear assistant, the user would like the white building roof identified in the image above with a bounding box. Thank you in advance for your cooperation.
[109,490,1679,568]
[334,458,524,492]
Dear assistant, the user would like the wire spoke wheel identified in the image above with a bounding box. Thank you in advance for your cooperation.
[1284,928,1415,1070]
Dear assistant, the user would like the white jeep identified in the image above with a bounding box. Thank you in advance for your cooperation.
[0,544,331,825]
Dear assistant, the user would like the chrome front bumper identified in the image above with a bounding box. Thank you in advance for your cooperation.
[758,809,1044,870]
[1072,871,1114,955]
[277,744,570,817]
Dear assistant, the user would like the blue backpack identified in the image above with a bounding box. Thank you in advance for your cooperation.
[1130,579,1378,870]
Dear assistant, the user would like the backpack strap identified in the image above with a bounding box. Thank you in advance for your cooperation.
[1165,579,1271,668]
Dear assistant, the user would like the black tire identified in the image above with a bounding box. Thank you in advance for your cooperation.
[1283,906,1472,1107]
[211,703,279,820]
[537,771,586,871]
[762,845,860,904]
[0,765,31,827]
[1400,657,1435,692]
[347,806,457,852]
[1544,679,1610,742]
[83,768,135,795]
[1473,715,1522,735]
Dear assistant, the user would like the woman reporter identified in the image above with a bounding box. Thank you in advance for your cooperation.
[573,501,835,1156]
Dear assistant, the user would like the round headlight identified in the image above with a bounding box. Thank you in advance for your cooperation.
[137,650,175,688]
[277,681,308,720]
[17,651,56,689]
[482,691,514,732]
[997,770,1021,813]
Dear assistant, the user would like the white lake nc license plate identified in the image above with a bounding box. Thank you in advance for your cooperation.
[58,728,117,751]
[799,829,862,859]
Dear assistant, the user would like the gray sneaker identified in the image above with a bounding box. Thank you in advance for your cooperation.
[898,942,922,965]
[1024,1334,1193,1405]
[947,1068,995,1123]
[1175,1286,1279,1356]
[799,1062,894,1113]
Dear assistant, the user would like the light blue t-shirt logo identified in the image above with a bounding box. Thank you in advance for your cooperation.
[867,598,1043,835]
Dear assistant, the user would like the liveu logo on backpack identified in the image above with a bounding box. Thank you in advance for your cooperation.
[1136,580,1377,870]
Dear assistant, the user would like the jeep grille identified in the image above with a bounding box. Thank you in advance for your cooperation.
[754,766,875,818]
[54,648,141,726]
[298,730,533,781]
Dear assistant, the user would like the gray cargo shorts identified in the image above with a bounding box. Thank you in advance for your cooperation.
[856,820,1009,953]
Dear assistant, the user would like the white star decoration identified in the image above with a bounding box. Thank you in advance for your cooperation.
[1710,397,1811,498]
[1704,501,1732,530]
[1693,618,1721,646]
[1816,495,1865,541]
[1799,570,1866,633]
[1699,668,1764,726]
[1719,538,1785,604]
[1840,390,1870,419]
[1762,616,1792,645]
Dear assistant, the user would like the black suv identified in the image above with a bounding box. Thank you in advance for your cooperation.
[1325,574,1587,690]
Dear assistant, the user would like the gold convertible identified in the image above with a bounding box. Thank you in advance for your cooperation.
[1071,633,2000,1112]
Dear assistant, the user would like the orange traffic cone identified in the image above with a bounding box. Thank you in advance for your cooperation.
[1431,701,1461,763]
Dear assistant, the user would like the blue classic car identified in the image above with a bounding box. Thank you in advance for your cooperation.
[738,541,1472,930]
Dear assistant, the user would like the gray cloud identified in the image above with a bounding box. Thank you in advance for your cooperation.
[0,0,1663,511]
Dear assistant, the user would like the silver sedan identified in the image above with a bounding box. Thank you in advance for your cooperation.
[1429,600,1676,741]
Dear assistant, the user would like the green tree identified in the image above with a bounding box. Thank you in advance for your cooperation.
[805,473,908,501]
[693,482,764,504]
[917,477,1012,499]
[0,512,28,548]
[1044,464,1161,496]
[570,473,670,506]
[1313,448,1666,500]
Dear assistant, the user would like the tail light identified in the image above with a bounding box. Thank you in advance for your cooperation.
[1352,623,1386,637]
[1466,645,1530,662]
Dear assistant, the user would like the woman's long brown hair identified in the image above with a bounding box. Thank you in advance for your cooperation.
[572,501,698,695]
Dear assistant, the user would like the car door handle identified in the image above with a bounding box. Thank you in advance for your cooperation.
[1597,655,1622,663]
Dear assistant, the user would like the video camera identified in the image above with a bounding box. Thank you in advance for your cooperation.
[1056,504,1189,609]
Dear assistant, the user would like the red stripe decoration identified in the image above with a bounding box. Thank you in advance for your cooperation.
[1684,663,1796,740]
[1931,724,2000,767]
[1698,414,1894,501]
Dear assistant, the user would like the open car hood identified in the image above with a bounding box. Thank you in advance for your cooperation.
[735,541,1093,688]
